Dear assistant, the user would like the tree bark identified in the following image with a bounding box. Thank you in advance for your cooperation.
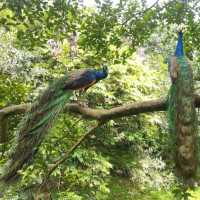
[0,116,8,143]
[0,94,200,143]
[2,95,200,120]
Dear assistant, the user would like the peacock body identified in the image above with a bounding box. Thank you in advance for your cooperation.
[168,32,197,180]
[0,66,108,184]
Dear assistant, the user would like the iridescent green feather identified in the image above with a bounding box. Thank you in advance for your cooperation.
[0,75,73,183]
[168,56,197,180]
[168,84,176,134]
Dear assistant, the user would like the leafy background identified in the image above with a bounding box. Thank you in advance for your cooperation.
[0,0,200,199]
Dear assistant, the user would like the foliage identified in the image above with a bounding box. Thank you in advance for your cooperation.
[0,0,200,199]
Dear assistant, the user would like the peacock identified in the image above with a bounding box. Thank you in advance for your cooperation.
[168,31,197,182]
[0,66,108,184]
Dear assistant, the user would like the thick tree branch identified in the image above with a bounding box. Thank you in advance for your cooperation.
[1,94,200,143]
[0,104,30,117]
[0,104,30,143]
[1,95,200,121]
[67,98,167,120]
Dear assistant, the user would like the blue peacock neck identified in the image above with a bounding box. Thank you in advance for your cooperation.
[175,31,184,57]
[95,69,108,81]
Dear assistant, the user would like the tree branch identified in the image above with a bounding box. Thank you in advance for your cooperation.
[22,121,106,193]
[0,104,30,117]
[0,104,30,143]
[121,0,160,26]
[67,98,167,120]
[38,121,106,191]
[1,94,200,122]
[0,116,8,143]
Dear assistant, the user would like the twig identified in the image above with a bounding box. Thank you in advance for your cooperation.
[39,120,106,190]
[121,0,160,26]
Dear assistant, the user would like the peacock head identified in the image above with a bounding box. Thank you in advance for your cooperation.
[95,64,108,81]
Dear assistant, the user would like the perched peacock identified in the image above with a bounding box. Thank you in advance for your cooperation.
[0,66,108,184]
[168,31,197,181]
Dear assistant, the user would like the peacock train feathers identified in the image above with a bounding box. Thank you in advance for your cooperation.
[168,31,197,182]
[0,66,108,184]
